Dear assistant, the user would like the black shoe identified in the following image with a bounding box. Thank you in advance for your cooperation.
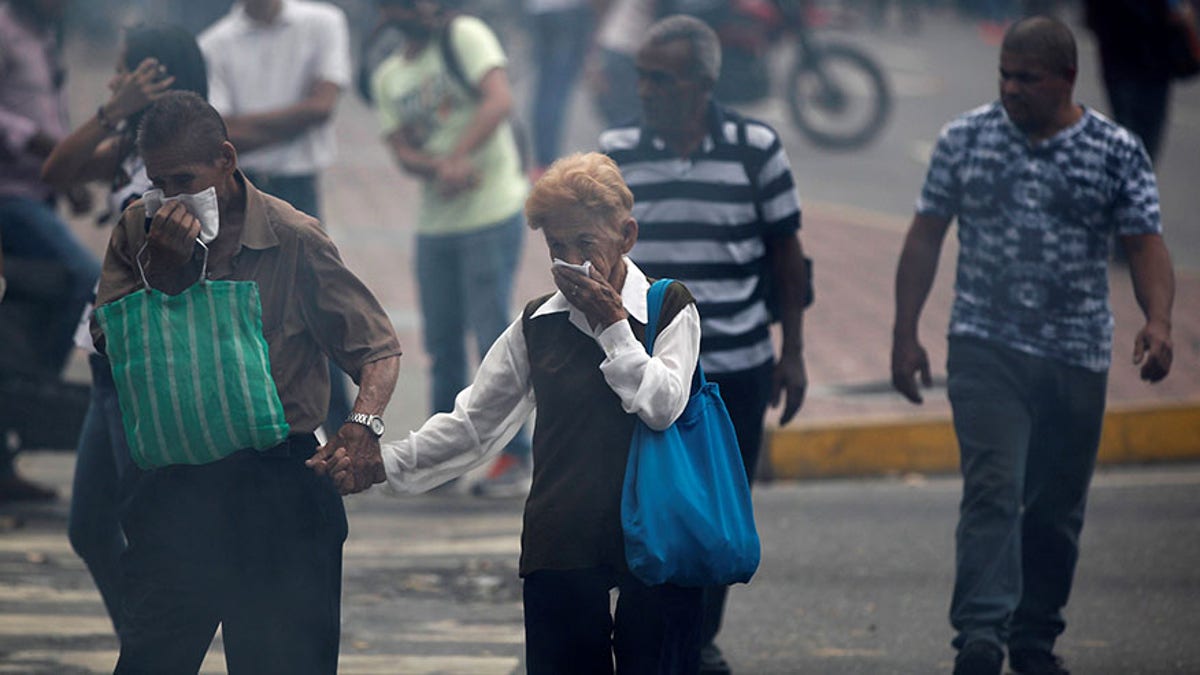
[1009,648,1070,675]
[698,643,732,675]
[953,641,1003,675]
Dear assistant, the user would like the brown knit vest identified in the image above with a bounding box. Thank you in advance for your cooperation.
[516,280,694,577]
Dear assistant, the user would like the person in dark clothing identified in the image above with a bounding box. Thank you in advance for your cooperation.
[1084,0,1179,164]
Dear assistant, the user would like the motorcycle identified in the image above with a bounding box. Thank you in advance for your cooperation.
[714,0,893,150]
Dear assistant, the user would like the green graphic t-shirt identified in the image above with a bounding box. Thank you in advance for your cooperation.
[371,16,528,235]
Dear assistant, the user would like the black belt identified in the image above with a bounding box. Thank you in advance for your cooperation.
[256,433,319,460]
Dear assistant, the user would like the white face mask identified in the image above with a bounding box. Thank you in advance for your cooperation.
[141,186,220,244]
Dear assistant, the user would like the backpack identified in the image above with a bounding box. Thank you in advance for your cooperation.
[438,16,532,172]
[355,16,532,171]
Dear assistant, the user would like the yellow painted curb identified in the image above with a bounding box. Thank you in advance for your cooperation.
[768,401,1200,480]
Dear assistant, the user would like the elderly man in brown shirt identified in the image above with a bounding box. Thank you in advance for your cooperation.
[91,91,401,675]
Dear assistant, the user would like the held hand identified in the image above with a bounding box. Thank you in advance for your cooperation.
[307,445,357,494]
[891,337,932,404]
[1133,321,1173,383]
[105,58,175,121]
[332,423,386,494]
[146,201,202,271]
[435,155,479,198]
[772,352,808,426]
[553,265,627,331]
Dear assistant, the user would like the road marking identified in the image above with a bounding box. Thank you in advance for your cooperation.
[402,619,523,645]
[0,650,519,675]
[810,646,886,658]
[0,534,73,555]
[344,534,520,557]
[0,613,112,637]
[0,584,101,603]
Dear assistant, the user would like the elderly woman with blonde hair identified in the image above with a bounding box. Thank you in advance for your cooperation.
[313,152,705,672]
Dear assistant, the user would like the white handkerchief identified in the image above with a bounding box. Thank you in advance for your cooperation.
[141,187,220,244]
[552,258,593,276]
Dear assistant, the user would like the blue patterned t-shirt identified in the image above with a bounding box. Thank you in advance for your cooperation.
[917,102,1161,371]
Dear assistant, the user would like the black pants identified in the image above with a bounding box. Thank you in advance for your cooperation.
[1103,74,1171,164]
[523,568,704,674]
[115,436,347,674]
[699,361,775,648]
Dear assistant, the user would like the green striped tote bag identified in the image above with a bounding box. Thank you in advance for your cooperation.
[94,276,290,469]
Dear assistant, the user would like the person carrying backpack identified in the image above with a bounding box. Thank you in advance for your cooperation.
[370,0,533,496]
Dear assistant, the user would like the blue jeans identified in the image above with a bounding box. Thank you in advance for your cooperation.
[68,354,136,631]
[946,337,1107,653]
[242,171,352,433]
[416,212,530,458]
[0,196,101,374]
[529,6,594,167]
[244,171,320,219]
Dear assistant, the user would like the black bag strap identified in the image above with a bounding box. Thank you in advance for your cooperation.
[440,16,477,98]
[438,15,531,170]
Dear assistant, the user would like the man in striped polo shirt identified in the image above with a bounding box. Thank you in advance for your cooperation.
[601,15,811,674]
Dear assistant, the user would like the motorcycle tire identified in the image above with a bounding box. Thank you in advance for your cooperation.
[786,41,892,150]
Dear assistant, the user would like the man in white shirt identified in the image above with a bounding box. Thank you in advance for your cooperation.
[199,0,354,434]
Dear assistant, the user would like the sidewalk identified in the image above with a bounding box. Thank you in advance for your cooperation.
[315,95,1200,481]
[52,26,1200,485]
[766,201,1200,479]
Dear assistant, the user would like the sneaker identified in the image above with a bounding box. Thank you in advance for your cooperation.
[1009,648,1070,675]
[953,641,1003,675]
[698,643,732,675]
[470,454,531,498]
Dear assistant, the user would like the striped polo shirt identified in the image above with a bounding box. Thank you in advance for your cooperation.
[601,102,802,374]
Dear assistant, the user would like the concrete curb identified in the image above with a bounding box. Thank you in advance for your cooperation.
[767,401,1200,480]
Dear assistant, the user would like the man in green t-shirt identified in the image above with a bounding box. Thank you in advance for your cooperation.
[372,0,531,495]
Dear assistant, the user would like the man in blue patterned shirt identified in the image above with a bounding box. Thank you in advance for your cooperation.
[891,16,1175,675]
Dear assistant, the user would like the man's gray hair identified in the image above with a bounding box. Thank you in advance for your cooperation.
[642,15,722,84]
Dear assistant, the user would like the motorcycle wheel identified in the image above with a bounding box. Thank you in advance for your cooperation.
[786,41,892,150]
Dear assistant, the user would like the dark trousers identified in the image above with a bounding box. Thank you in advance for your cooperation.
[242,171,353,434]
[115,437,347,674]
[1103,74,1171,164]
[68,355,136,631]
[523,567,704,675]
[946,337,1107,653]
[699,361,775,648]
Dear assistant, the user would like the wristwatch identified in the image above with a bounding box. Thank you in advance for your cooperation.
[345,412,385,438]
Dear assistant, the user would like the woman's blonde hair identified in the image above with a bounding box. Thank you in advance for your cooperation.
[525,153,633,231]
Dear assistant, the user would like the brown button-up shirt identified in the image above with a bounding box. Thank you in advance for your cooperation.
[93,174,402,433]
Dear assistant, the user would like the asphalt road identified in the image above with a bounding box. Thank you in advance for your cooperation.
[3,454,1198,673]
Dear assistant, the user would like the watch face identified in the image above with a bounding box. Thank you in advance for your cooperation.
[369,417,385,436]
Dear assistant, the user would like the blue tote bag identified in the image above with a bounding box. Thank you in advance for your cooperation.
[621,279,761,587]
